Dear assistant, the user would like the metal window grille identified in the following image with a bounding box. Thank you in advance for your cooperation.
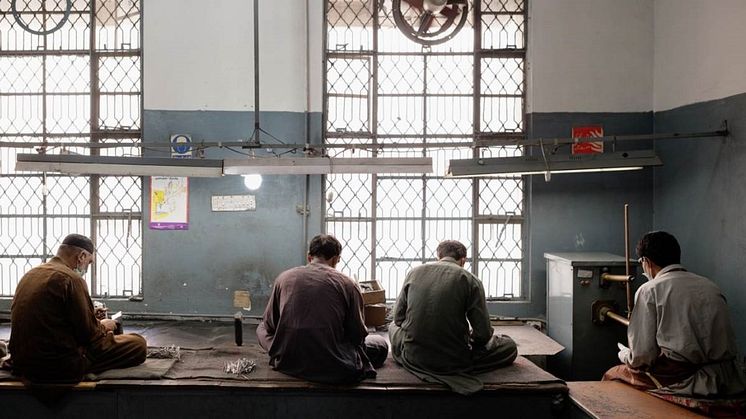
[324,0,527,300]
[0,0,143,298]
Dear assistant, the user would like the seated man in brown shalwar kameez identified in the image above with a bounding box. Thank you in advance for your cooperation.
[257,234,388,383]
[389,240,518,395]
[6,234,147,383]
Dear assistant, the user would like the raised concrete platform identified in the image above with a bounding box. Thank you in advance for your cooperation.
[0,320,569,419]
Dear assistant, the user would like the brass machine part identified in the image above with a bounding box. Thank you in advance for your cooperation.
[602,307,630,327]
[592,300,630,327]
[600,273,635,283]
[593,204,635,326]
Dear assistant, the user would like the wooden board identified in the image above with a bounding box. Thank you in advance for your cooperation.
[568,381,707,419]
[493,325,564,356]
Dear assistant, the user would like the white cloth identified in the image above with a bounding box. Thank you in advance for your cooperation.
[622,264,746,396]
[617,342,631,365]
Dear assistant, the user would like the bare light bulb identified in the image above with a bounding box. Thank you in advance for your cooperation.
[242,174,263,190]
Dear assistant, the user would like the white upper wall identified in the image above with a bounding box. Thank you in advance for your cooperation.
[653,0,746,111]
[144,0,746,114]
[528,0,654,113]
[145,0,322,112]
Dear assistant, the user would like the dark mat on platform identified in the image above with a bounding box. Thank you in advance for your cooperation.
[373,355,561,386]
[163,345,562,388]
[0,358,178,382]
[86,358,178,381]
[164,345,327,382]
[0,321,244,351]
[125,321,258,349]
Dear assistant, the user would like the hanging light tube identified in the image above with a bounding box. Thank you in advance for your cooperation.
[224,157,433,175]
[15,154,224,177]
[447,150,662,177]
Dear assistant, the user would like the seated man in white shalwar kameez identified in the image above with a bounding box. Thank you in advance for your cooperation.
[603,231,746,397]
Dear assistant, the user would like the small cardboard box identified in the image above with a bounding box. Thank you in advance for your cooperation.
[359,280,385,305]
[364,303,387,327]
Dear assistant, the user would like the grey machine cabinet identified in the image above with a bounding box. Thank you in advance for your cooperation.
[545,252,640,380]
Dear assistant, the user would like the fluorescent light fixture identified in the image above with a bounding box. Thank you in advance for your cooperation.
[447,150,662,177]
[224,157,433,175]
[16,155,434,177]
[16,154,223,177]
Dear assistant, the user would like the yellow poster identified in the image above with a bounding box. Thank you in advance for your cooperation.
[149,176,189,230]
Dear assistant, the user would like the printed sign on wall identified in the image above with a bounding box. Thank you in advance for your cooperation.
[170,134,192,158]
[571,125,604,155]
[211,195,256,212]
[149,176,189,230]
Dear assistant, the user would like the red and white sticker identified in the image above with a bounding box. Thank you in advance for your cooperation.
[571,125,604,154]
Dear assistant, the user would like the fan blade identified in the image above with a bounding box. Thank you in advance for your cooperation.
[417,12,435,34]
[440,5,460,20]
[401,0,425,10]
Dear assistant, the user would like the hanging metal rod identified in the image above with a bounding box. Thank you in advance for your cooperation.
[478,127,728,146]
[252,0,261,145]
[0,128,728,151]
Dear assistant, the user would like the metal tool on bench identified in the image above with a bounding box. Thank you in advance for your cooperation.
[234,312,243,346]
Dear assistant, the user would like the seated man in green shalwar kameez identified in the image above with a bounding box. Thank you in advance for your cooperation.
[389,240,518,395]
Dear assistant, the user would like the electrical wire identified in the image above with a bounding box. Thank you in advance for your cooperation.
[224,146,254,156]
[539,139,550,172]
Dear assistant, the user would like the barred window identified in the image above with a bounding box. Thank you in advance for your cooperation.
[0,0,143,298]
[324,0,526,300]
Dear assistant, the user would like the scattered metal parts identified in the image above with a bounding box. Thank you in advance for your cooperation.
[147,345,182,361]
[224,358,257,378]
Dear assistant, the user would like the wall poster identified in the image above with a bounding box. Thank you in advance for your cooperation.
[149,176,189,230]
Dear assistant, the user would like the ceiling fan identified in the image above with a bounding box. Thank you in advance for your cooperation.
[392,0,469,46]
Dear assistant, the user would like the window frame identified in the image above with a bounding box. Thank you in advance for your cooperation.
[322,0,529,301]
[0,0,144,298]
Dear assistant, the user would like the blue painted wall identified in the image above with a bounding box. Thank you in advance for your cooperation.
[653,92,746,352]
[111,110,658,319]
[494,112,655,319]
[121,110,324,316]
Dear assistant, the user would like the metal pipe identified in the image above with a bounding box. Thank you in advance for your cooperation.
[600,273,633,282]
[1,129,728,150]
[479,128,729,146]
[624,203,633,317]
[253,0,260,143]
[604,309,630,327]
[302,174,309,264]
[302,0,311,264]
[305,0,310,127]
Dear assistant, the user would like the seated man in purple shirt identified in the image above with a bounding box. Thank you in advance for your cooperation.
[256,234,388,383]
